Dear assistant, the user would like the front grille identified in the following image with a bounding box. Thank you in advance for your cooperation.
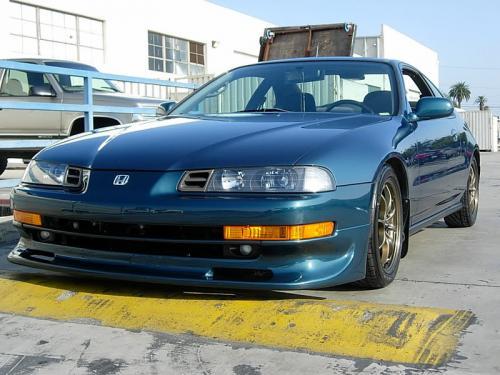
[45,232,227,258]
[41,217,223,241]
[24,217,263,259]
[178,170,213,192]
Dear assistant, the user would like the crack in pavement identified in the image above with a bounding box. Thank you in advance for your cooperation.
[396,278,500,288]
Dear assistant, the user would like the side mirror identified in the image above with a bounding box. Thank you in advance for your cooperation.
[414,97,454,121]
[30,85,56,97]
[156,101,177,116]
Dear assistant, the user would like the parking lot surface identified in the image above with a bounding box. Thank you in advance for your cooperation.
[0,153,499,374]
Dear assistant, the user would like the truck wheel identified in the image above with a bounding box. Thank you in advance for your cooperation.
[0,157,8,176]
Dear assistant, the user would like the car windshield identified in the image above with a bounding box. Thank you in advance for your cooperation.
[171,60,397,116]
[45,61,121,93]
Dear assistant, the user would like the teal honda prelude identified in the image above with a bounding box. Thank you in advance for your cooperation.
[8,58,480,289]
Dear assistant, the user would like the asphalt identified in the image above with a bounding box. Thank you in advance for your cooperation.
[0,154,499,374]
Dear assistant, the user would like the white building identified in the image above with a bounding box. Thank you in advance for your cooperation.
[0,1,439,89]
[0,0,272,82]
[355,24,439,84]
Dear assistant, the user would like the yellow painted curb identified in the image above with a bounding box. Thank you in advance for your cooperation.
[0,276,473,366]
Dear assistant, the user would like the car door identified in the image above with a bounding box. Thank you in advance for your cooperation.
[0,68,62,136]
[402,67,465,224]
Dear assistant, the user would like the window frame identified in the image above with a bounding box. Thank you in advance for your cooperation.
[0,68,53,97]
[401,66,435,111]
[9,1,105,64]
[148,31,206,76]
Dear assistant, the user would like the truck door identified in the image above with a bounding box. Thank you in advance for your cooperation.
[0,68,62,136]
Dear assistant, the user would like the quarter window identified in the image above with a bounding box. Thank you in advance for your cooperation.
[148,31,205,76]
[402,69,434,110]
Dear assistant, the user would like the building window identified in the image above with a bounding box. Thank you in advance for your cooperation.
[9,1,104,65]
[148,31,205,76]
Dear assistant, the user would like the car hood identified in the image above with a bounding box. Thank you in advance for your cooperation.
[37,114,389,171]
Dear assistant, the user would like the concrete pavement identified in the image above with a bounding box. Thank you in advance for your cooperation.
[0,153,499,374]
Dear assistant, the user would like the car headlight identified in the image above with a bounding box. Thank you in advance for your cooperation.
[204,166,335,193]
[22,160,89,189]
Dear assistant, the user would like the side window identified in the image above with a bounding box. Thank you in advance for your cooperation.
[402,69,434,110]
[0,69,51,97]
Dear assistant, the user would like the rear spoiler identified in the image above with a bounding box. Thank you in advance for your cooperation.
[258,23,357,62]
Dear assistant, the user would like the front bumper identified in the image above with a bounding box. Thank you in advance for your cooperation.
[8,171,373,290]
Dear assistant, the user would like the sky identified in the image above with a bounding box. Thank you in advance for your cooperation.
[209,0,500,113]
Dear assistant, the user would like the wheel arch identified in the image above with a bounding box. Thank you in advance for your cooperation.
[69,116,122,135]
[377,154,410,258]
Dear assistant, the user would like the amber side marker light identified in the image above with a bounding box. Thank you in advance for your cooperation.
[13,210,42,226]
[224,222,335,241]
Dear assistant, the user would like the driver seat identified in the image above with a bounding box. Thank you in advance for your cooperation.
[363,91,393,115]
[275,84,316,112]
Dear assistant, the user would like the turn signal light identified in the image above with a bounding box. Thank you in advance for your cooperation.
[224,222,334,241]
[13,210,42,226]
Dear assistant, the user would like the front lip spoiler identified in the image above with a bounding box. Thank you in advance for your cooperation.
[8,247,334,291]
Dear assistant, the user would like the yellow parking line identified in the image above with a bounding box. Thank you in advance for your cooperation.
[0,276,473,366]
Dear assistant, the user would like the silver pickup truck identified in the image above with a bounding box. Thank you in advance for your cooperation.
[0,59,175,175]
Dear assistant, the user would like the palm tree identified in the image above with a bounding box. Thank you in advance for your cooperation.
[448,82,471,108]
[475,96,488,111]
[444,92,458,108]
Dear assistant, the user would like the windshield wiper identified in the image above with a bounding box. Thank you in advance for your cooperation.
[237,108,290,113]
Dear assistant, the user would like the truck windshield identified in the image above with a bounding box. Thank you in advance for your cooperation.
[171,60,397,116]
[45,61,121,93]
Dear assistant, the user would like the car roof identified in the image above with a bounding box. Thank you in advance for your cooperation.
[7,57,93,66]
[235,56,404,70]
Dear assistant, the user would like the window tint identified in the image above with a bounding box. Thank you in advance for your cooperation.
[192,77,276,114]
[171,61,397,116]
[0,69,50,96]
[45,62,120,93]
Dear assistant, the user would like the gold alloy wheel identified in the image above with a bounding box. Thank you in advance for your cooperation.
[468,165,479,214]
[377,180,402,271]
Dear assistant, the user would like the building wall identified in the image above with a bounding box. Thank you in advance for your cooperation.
[0,0,273,80]
[380,25,439,85]
[355,24,439,86]
[1,3,440,93]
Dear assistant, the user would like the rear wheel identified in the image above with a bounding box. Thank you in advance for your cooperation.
[444,157,479,227]
[360,165,404,289]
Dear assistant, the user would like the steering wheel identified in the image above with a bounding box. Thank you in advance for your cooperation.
[324,99,375,114]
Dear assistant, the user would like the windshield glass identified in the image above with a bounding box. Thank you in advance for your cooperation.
[171,60,397,116]
[45,61,121,93]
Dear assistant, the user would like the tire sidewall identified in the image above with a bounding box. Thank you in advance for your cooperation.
[370,165,404,284]
[464,158,479,224]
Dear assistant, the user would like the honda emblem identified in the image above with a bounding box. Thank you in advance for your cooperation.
[113,175,129,186]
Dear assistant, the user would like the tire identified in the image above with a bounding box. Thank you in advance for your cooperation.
[444,157,479,228]
[0,156,8,176]
[359,165,404,289]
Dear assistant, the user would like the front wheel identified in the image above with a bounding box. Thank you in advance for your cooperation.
[360,165,404,289]
[444,157,479,228]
